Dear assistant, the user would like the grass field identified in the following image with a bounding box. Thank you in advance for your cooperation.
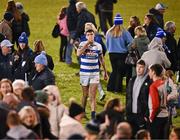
[0,0,180,126]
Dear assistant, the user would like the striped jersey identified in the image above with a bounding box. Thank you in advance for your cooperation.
[78,41,102,76]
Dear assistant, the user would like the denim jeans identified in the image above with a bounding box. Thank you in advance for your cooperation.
[65,31,76,64]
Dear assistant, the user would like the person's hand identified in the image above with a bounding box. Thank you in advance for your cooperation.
[104,71,109,81]
[104,115,110,126]
[74,40,80,49]
[74,40,79,46]
[70,38,74,45]
[148,117,152,123]
[87,39,93,45]
[144,117,148,122]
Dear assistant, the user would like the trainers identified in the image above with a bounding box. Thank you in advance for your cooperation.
[91,111,96,119]
[99,94,106,101]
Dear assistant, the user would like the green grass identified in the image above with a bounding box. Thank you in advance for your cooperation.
[0,0,180,126]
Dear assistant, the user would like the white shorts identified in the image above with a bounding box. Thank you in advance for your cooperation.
[80,75,100,86]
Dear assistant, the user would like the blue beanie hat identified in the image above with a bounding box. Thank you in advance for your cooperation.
[34,51,48,66]
[4,12,14,21]
[114,13,123,25]
[18,32,28,44]
[156,28,166,38]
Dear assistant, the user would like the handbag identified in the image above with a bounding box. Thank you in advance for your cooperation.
[52,24,60,38]
[125,48,140,66]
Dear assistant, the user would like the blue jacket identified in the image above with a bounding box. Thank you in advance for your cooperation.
[106,30,133,53]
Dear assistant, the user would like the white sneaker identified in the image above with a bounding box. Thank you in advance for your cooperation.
[99,94,106,101]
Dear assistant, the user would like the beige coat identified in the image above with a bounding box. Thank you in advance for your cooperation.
[0,20,12,42]
[48,104,68,138]
[60,114,87,139]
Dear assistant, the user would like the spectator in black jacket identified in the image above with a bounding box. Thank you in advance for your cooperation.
[95,0,117,34]
[143,13,159,41]
[126,59,152,137]
[30,51,55,90]
[164,21,177,72]
[0,106,9,139]
[74,1,96,40]
[12,32,33,81]
[0,40,13,81]
[16,2,30,37]
[149,3,167,29]
[66,0,79,65]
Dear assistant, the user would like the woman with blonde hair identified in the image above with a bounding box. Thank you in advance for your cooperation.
[130,26,150,76]
[32,40,54,70]
[128,16,141,38]
[106,13,133,93]
[132,26,150,57]
[43,85,67,138]
[18,106,41,137]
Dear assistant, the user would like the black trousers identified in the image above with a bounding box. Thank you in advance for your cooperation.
[59,34,67,61]
[107,53,127,92]
[99,11,113,34]
[127,113,147,138]
[150,117,169,139]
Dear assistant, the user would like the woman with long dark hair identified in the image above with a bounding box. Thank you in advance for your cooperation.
[12,32,33,81]
[57,7,69,62]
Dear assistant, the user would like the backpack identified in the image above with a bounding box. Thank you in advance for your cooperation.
[52,24,60,38]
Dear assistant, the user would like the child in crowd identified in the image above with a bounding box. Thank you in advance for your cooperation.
[165,70,179,117]
[131,26,150,76]
[133,26,150,57]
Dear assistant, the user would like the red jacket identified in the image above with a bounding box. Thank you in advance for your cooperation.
[149,79,165,121]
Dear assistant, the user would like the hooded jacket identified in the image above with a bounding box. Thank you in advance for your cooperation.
[126,75,152,117]
[141,37,171,68]
[4,125,38,139]
[60,114,87,139]
[149,8,164,29]
[67,0,78,32]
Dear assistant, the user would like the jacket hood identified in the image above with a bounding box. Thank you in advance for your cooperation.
[37,102,50,118]
[69,0,77,4]
[149,8,161,15]
[7,125,32,139]
[148,37,164,51]
[22,13,30,21]
[60,114,80,127]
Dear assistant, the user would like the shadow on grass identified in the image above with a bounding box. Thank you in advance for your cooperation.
[97,101,105,107]
[68,62,80,69]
